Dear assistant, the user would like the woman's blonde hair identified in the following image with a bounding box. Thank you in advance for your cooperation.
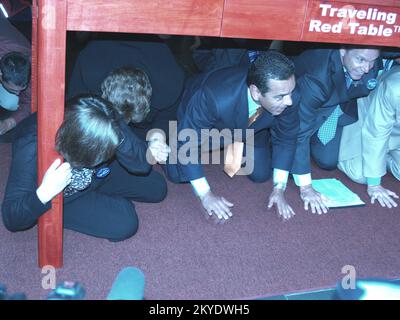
[101,66,152,124]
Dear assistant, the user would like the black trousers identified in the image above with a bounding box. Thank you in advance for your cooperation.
[64,161,167,241]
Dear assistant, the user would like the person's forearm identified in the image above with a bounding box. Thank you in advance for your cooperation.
[117,120,151,173]
[2,192,51,232]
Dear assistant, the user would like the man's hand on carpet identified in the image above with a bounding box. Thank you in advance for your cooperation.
[300,184,329,215]
[367,185,399,208]
[200,190,233,222]
[267,187,295,221]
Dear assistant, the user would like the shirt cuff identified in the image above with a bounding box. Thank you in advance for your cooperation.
[273,169,289,184]
[293,173,312,187]
[366,177,382,186]
[190,177,211,198]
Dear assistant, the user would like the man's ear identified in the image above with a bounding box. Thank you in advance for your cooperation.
[339,48,347,58]
[249,84,261,101]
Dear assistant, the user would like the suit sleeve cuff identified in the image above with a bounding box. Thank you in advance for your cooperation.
[367,177,382,186]
[293,173,312,187]
[190,177,211,198]
[30,192,52,220]
[273,169,289,184]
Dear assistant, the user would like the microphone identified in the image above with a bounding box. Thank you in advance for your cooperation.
[107,267,145,300]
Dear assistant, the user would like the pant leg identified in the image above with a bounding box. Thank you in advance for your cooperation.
[244,131,272,183]
[388,148,400,181]
[245,145,272,183]
[98,160,168,203]
[63,161,167,241]
[311,125,344,170]
[64,192,139,241]
[337,156,367,184]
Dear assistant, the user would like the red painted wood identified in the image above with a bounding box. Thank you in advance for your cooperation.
[332,0,400,6]
[221,0,308,41]
[33,0,400,269]
[66,0,224,36]
[302,0,400,46]
[37,0,67,268]
[31,1,37,112]
[221,0,400,46]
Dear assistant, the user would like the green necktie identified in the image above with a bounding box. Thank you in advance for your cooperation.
[317,73,352,145]
[317,106,343,145]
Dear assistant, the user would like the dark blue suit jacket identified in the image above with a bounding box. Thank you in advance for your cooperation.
[291,49,382,174]
[67,39,185,112]
[172,65,300,181]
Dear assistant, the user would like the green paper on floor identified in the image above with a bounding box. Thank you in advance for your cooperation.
[312,178,365,208]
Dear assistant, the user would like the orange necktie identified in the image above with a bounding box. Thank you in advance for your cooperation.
[223,141,244,178]
[224,107,263,177]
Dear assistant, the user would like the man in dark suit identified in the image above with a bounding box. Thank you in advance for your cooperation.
[166,51,299,221]
[2,95,167,241]
[67,36,185,140]
[290,46,381,215]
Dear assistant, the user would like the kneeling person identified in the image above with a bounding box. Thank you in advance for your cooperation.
[166,51,299,221]
[338,59,400,208]
[100,67,170,163]
[2,95,167,241]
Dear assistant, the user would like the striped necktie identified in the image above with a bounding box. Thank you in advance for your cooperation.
[248,50,260,63]
[384,59,394,71]
[317,73,352,145]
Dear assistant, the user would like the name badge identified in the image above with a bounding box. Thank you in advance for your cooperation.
[96,167,111,178]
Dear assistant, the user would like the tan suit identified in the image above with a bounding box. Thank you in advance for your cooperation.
[338,65,400,183]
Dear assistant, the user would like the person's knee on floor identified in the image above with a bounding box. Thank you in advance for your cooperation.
[315,156,338,171]
[146,171,168,202]
[312,145,339,170]
[108,202,139,242]
[337,159,367,184]
[247,166,272,183]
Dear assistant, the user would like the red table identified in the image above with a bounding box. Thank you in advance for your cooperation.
[32,0,400,268]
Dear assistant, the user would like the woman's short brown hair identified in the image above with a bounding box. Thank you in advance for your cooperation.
[56,95,121,168]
